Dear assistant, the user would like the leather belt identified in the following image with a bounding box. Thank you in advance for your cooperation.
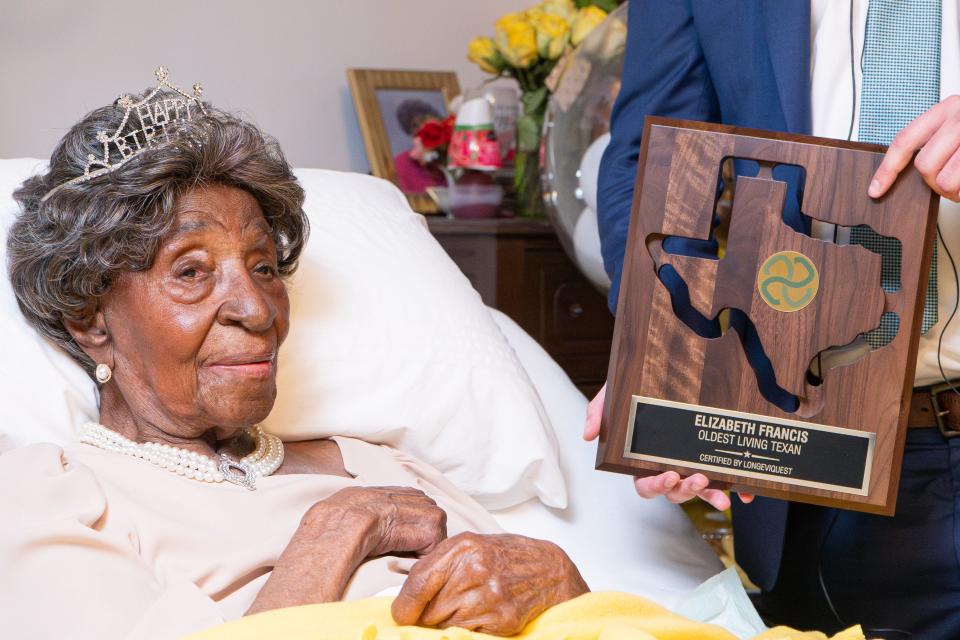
[909,382,960,437]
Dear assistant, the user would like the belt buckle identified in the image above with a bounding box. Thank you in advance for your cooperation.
[929,382,960,438]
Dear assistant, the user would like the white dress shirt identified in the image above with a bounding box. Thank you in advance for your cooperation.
[810,0,960,386]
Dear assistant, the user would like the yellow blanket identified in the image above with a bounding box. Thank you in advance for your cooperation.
[186,592,864,640]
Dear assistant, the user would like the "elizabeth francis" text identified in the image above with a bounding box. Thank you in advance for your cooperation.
[694,412,808,456]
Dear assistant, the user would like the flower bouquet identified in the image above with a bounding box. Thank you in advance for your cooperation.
[413,115,456,167]
[392,114,455,199]
[467,0,617,216]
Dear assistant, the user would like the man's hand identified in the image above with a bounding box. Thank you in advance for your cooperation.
[869,95,960,202]
[584,382,753,511]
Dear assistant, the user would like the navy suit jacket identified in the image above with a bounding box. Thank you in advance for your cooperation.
[597,0,811,591]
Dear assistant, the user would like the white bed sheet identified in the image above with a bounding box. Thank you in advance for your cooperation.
[488,308,724,609]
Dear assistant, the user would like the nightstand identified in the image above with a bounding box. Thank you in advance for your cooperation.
[426,217,614,397]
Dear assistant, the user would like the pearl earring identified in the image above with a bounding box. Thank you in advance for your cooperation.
[95,363,112,384]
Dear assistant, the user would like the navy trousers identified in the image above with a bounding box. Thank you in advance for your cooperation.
[752,427,960,639]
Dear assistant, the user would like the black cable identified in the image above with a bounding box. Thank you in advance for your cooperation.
[936,225,960,395]
[846,0,858,143]
[816,511,846,628]
[819,512,913,638]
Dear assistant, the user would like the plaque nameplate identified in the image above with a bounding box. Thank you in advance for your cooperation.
[625,396,874,495]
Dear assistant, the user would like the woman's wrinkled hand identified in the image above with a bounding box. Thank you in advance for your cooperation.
[248,486,447,615]
[583,381,753,511]
[391,532,589,636]
[306,486,448,558]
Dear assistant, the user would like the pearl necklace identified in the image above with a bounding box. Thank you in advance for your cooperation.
[78,422,284,490]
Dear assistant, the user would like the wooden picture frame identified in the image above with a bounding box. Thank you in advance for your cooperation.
[347,68,461,214]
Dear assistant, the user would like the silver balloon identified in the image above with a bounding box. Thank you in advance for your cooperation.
[541,3,627,292]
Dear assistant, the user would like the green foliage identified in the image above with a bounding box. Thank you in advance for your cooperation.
[521,86,549,115]
[517,86,548,153]
[575,0,622,11]
[516,114,542,153]
[514,148,528,190]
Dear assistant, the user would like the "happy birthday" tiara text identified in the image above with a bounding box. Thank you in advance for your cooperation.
[41,66,207,202]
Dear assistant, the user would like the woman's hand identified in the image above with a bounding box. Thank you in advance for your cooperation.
[247,486,447,615]
[312,486,448,558]
[391,532,589,636]
[583,382,752,511]
[869,95,960,202]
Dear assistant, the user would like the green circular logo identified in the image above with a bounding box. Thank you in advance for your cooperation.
[757,251,819,312]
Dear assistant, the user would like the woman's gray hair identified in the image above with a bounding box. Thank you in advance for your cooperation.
[7,92,309,377]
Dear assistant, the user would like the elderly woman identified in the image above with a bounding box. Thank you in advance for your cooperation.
[1,74,587,639]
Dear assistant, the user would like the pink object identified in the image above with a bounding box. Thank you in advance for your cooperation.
[394,150,445,194]
[448,97,502,170]
[450,183,504,219]
[448,128,502,170]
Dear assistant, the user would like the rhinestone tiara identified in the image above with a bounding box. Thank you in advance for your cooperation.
[40,66,208,203]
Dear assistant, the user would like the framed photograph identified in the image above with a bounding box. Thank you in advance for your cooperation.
[347,68,460,214]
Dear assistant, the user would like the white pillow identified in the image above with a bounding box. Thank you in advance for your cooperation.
[0,159,566,510]
[0,159,99,453]
[267,169,565,509]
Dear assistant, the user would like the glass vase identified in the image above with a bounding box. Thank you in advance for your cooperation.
[514,86,548,218]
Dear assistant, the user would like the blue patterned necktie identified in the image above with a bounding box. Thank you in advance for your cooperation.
[850,0,941,348]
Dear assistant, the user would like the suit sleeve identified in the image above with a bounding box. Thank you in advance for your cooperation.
[598,0,720,313]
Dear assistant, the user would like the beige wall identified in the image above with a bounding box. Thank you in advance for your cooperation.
[0,0,526,171]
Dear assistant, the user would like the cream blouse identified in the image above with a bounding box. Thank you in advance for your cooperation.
[0,437,501,640]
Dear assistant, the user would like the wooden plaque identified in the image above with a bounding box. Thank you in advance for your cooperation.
[597,118,939,515]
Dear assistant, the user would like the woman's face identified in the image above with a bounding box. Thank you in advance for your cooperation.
[99,184,290,439]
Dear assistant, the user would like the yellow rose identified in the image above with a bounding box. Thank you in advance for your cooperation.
[495,13,538,69]
[528,12,570,60]
[495,12,527,33]
[537,0,576,23]
[571,5,608,47]
[467,36,503,74]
